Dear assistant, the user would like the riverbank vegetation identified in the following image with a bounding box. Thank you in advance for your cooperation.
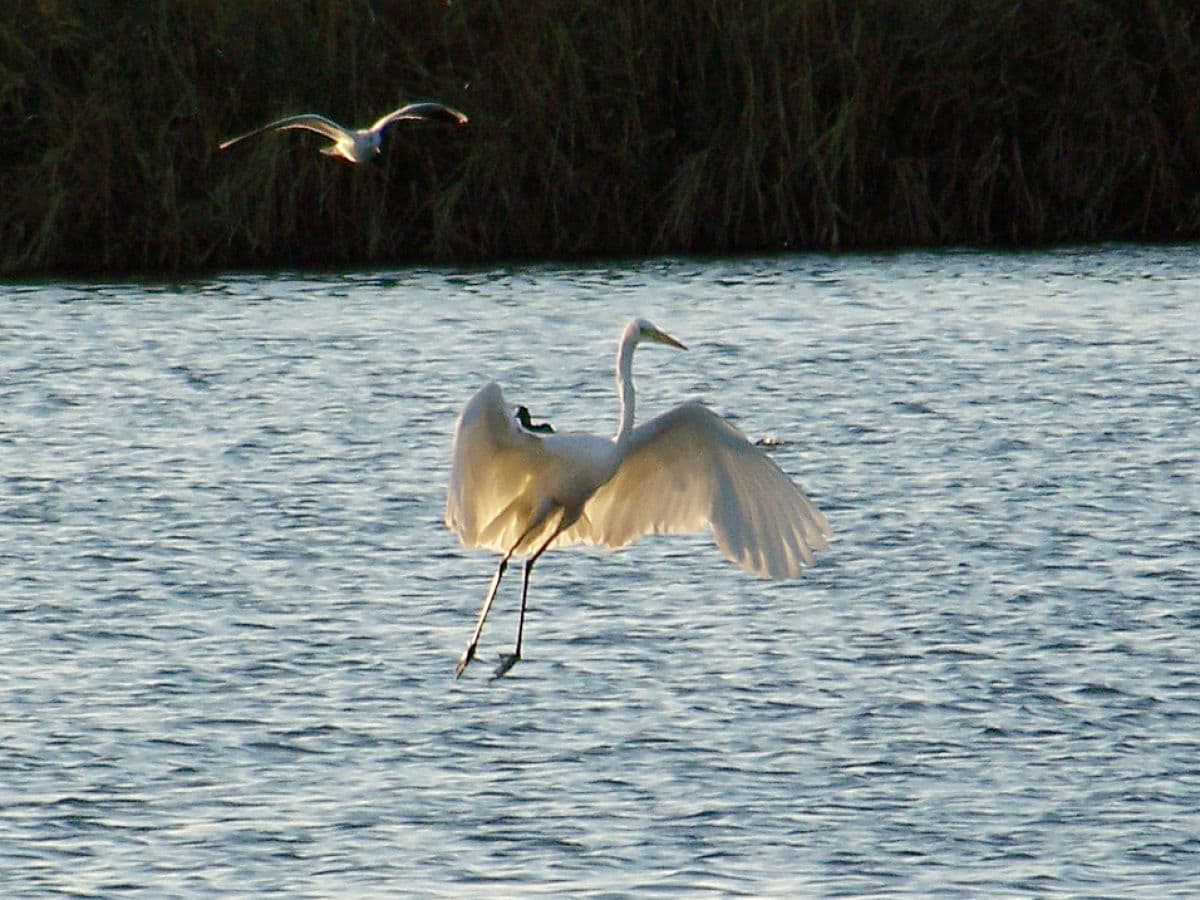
[3,0,1199,274]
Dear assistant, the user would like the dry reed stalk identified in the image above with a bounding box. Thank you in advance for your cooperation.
[1,0,1198,274]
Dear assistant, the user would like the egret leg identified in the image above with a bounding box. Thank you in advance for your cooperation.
[492,529,560,680]
[455,517,550,679]
[454,556,508,679]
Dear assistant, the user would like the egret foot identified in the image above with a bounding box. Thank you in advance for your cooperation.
[492,652,521,679]
[454,645,476,679]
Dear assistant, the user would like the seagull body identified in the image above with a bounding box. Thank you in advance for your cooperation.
[446,319,831,679]
[218,101,468,164]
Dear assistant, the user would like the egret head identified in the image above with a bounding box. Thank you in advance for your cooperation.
[629,318,687,351]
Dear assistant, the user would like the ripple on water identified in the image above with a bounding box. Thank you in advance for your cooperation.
[1,247,1199,895]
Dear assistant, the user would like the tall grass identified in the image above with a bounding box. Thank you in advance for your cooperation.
[3,0,1199,274]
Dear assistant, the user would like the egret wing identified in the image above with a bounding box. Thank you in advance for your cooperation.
[219,114,347,150]
[445,382,547,553]
[561,402,830,578]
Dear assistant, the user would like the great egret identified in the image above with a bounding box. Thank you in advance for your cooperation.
[218,101,468,164]
[445,318,831,679]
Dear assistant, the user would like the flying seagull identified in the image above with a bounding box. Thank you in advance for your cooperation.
[218,101,468,164]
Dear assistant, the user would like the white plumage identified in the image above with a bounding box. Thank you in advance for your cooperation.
[218,101,468,164]
[446,318,831,679]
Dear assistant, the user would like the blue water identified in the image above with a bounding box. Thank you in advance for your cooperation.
[2,246,1198,896]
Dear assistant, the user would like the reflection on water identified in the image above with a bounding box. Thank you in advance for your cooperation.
[1,246,1198,895]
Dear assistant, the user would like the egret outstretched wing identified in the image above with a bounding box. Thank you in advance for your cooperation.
[445,382,547,554]
[561,402,830,578]
[219,114,347,151]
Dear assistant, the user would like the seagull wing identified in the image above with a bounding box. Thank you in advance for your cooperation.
[218,114,349,151]
[371,102,469,132]
[560,402,831,578]
[445,382,547,554]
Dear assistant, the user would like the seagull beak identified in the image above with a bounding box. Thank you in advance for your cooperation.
[647,327,687,351]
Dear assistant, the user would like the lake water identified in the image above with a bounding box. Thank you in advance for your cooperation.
[2,246,1198,896]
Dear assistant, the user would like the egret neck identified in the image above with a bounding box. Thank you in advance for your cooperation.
[615,325,639,442]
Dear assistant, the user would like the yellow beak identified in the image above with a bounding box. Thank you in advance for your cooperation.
[647,327,687,351]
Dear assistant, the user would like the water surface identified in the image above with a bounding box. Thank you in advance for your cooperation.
[2,246,1198,895]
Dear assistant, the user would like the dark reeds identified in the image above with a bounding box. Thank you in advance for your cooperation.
[3,0,1200,275]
